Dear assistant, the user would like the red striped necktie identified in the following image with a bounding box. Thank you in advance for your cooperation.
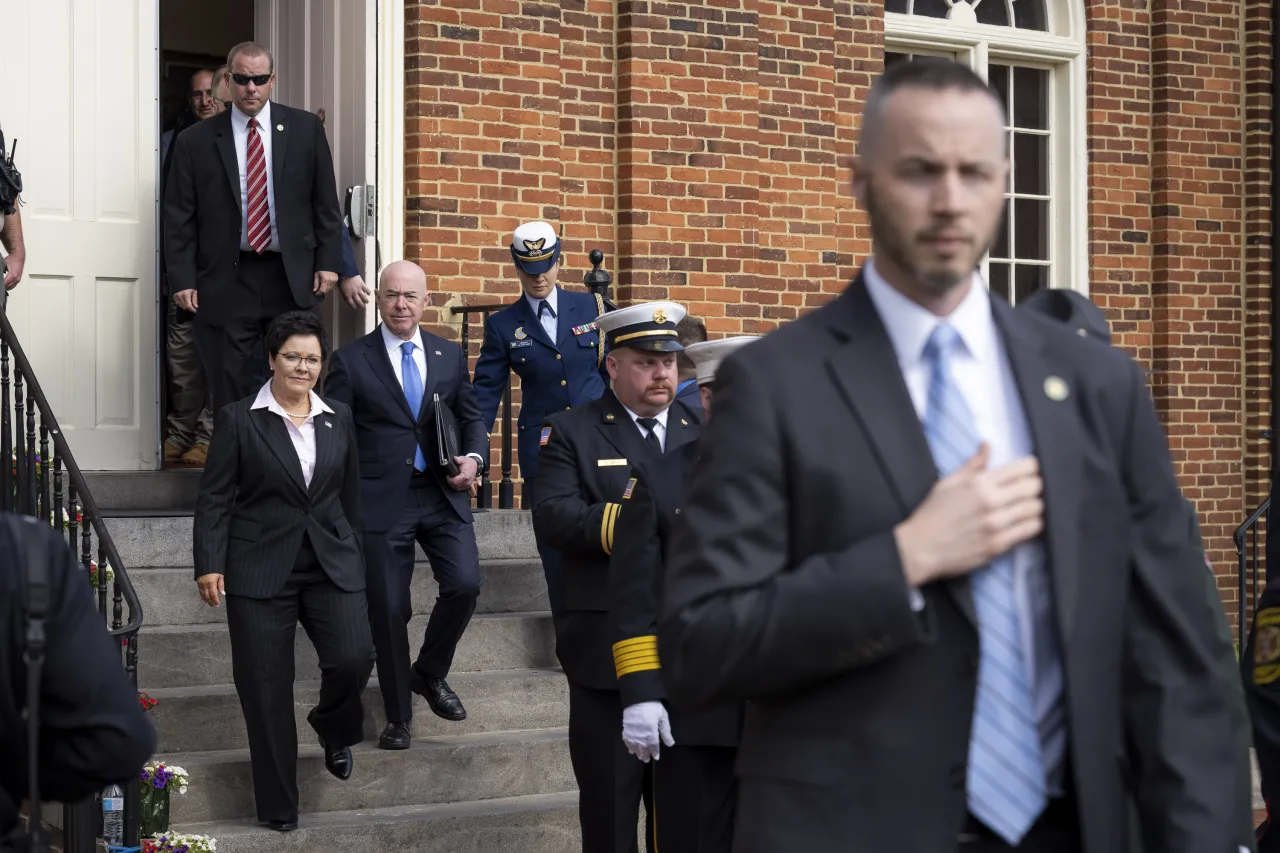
[245,118,270,254]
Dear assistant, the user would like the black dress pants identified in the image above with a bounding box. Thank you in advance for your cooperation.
[650,744,736,853]
[363,476,482,723]
[195,250,318,412]
[568,683,655,853]
[225,537,375,823]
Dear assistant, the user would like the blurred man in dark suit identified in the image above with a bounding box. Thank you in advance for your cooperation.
[164,41,344,413]
[659,59,1247,853]
[325,260,487,750]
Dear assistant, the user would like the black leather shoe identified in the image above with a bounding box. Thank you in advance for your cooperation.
[411,670,467,721]
[379,722,411,750]
[319,737,353,780]
[266,819,297,832]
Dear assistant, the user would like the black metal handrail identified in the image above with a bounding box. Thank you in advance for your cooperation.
[452,304,515,510]
[0,303,143,851]
[1238,494,1271,641]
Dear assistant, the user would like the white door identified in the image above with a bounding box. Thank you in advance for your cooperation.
[0,0,160,471]
[256,0,377,347]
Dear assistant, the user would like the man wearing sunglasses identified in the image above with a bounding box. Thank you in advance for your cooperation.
[164,40,344,414]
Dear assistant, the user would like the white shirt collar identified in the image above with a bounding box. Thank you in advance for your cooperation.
[250,380,333,418]
[524,286,560,317]
[862,257,996,368]
[230,100,272,133]
[619,402,669,431]
[381,322,424,355]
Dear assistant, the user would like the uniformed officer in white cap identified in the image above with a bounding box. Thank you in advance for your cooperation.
[531,300,702,853]
[605,335,756,853]
[472,221,609,615]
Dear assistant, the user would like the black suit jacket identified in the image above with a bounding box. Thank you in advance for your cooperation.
[609,442,741,746]
[0,517,156,835]
[658,274,1246,853]
[194,396,364,599]
[163,103,343,326]
[323,327,488,532]
[532,390,700,689]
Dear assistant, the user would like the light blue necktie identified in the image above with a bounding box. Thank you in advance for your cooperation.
[920,324,1046,845]
[401,341,426,472]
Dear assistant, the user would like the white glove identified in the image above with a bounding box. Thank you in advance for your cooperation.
[621,701,674,763]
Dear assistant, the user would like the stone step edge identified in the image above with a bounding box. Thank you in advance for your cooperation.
[142,666,565,700]
[128,557,543,573]
[140,610,552,635]
[156,726,568,766]
[176,790,578,837]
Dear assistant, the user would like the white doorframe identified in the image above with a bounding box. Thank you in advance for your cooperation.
[373,0,404,330]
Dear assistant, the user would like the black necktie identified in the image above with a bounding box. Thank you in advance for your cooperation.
[636,417,662,456]
[538,301,555,319]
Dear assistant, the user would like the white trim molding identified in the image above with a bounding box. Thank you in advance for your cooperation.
[375,0,405,324]
[885,1,1089,297]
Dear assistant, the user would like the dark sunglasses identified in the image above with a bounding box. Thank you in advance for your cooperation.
[231,73,272,87]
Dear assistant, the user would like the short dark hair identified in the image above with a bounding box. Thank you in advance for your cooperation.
[675,316,707,378]
[265,311,329,361]
[859,57,1003,157]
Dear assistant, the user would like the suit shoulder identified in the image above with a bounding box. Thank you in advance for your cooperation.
[422,330,463,358]
[273,102,317,126]
[320,396,352,418]
[333,330,380,360]
[486,299,524,324]
[564,289,601,310]
[544,397,603,432]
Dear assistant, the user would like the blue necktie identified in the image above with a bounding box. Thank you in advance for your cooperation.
[401,341,426,472]
[920,325,1046,845]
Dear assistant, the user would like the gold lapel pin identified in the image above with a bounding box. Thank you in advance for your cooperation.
[1044,376,1069,402]
[434,350,442,355]
[605,413,615,421]
[276,124,284,131]
[680,418,688,425]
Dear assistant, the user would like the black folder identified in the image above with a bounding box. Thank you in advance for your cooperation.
[433,393,461,477]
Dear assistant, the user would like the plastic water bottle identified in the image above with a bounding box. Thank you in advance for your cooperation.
[101,784,124,846]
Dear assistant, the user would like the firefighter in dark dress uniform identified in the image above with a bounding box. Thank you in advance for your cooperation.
[531,301,702,853]
[608,335,756,853]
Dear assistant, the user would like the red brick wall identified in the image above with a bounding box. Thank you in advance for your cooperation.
[405,0,1270,617]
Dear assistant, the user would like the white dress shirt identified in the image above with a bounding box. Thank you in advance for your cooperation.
[250,381,333,487]
[863,258,1066,793]
[620,403,668,452]
[524,287,559,344]
[230,101,281,252]
[380,323,485,470]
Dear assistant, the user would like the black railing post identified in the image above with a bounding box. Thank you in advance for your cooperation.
[583,249,617,311]
[1,334,10,511]
[499,369,514,510]
[61,802,96,853]
[13,369,26,513]
[37,422,48,523]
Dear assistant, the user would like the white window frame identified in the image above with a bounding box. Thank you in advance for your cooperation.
[884,2,1088,297]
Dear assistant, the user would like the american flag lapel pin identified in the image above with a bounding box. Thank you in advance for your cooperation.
[325,420,333,428]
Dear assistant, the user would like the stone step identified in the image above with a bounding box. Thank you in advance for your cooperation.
[139,611,557,689]
[84,469,203,514]
[105,509,538,568]
[175,792,581,853]
[147,668,568,754]
[133,558,548,627]
[163,728,573,824]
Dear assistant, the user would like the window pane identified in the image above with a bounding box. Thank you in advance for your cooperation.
[1013,265,1048,303]
[913,0,951,18]
[989,63,1011,125]
[1013,198,1049,260]
[989,263,1011,302]
[976,0,1011,26]
[1013,133,1048,196]
[885,51,910,69]
[886,0,908,12]
[1013,67,1049,130]
[991,201,1011,259]
[1013,0,1049,30]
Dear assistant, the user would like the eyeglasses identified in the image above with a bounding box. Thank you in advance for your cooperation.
[231,73,272,87]
[277,353,322,370]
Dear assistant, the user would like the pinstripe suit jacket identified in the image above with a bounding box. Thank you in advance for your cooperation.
[194,396,365,599]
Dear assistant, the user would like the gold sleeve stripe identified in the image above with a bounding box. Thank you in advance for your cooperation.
[601,503,620,555]
[613,636,661,678]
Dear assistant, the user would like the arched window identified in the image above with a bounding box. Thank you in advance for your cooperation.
[883,0,1087,304]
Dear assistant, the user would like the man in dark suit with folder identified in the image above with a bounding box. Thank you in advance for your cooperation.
[324,260,487,750]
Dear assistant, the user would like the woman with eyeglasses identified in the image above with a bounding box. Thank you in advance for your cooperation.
[193,310,374,832]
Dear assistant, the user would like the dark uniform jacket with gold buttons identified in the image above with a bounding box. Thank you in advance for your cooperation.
[472,287,609,492]
[609,442,741,746]
[532,389,700,689]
